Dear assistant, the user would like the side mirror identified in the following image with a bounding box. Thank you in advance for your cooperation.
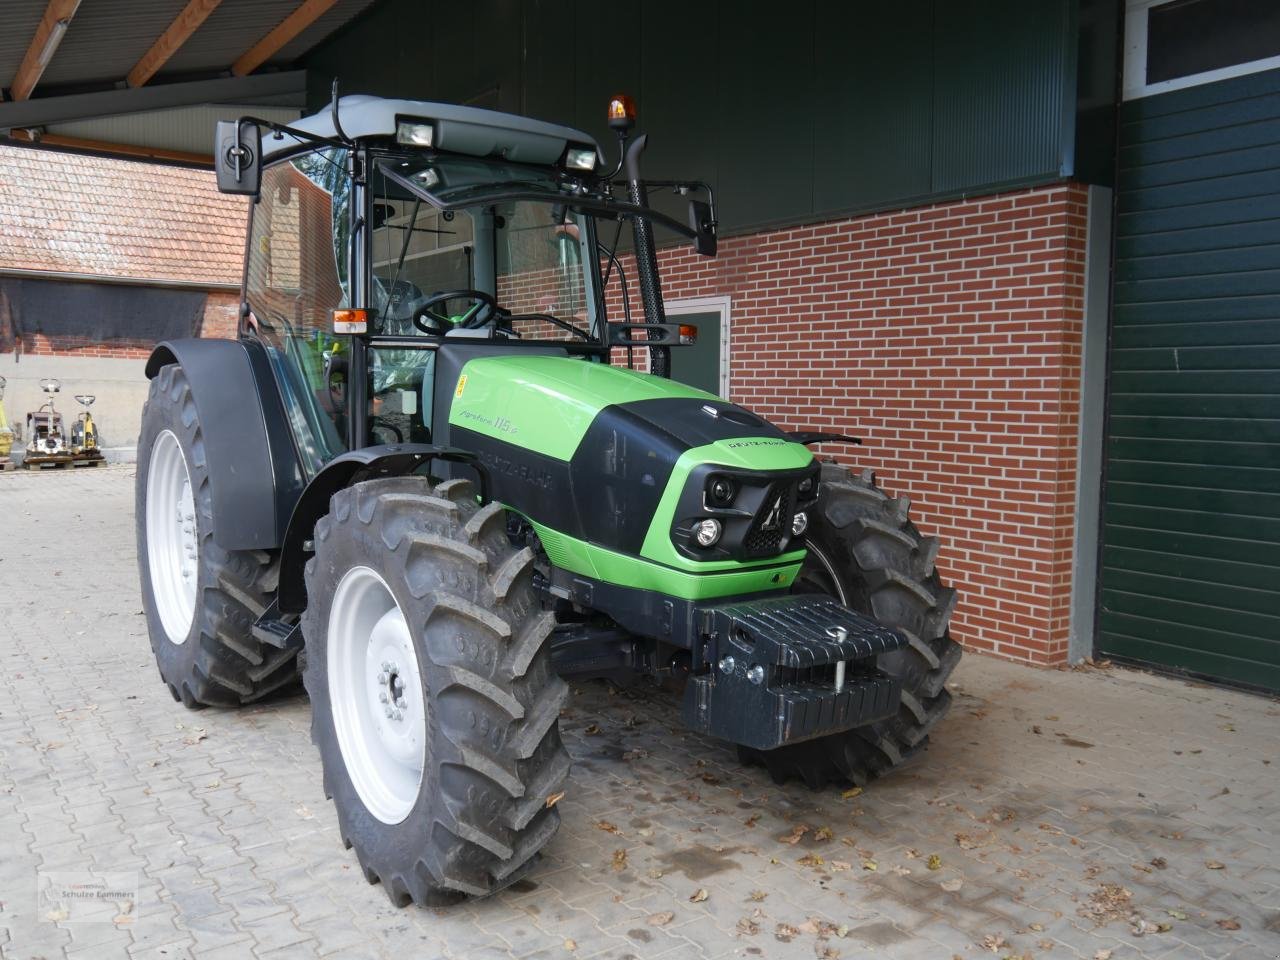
[688,199,716,257]
[214,119,262,196]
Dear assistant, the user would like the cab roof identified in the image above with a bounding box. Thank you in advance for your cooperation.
[262,95,601,167]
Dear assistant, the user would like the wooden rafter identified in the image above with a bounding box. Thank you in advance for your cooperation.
[9,0,83,102]
[126,0,224,88]
[231,0,340,77]
[8,127,211,166]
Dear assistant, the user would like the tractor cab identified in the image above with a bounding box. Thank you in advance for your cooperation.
[216,94,714,477]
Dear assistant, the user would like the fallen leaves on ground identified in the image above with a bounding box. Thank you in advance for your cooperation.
[775,923,799,942]
[814,826,834,841]
[748,889,767,902]
[182,728,207,745]
[1205,860,1226,870]
[941,877,963,892]
[611,848,627,872]
[927,854,943,870]
[830,860,852,872]
[595,820,621,835]
[1149,857,1167,870]
[981,933,1007,952]
[777,824,810,845]
[545,791,565,808]
[798,853,825,868]
[841,786,863,800]
[1216,918,1241,930]
[1082,883,1132,924]
[1093,950,1112,960]
[744,813,760,828]
[737,915,760,936]
[689,887,708,903]
[1130,917,1169,936]
[647,911,673,926]
[563,938,577,951]
[1167,908,1187,920]
[583,723,600,735]
[891,865,912,876]
[861,859,877,871]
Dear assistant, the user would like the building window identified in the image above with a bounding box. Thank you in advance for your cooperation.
[1124,0,1280,100]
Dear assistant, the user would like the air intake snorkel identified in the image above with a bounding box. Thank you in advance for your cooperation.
[607,94,671,379]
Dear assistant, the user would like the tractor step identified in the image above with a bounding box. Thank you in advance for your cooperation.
[682,594,907,750]
[252,599,302,650]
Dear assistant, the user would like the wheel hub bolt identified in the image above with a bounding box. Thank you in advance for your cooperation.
[391,710,402,721]
[378,692,388,703]
[383,706,393,718]
[718,656,736,675]
[746,664,765,685]
[395,698,406,710]
[377,672,387,684]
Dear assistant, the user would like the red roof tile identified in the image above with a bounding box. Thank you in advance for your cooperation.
[0,144,247,286]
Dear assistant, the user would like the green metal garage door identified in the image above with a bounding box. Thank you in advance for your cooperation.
[1100,67,1280,691]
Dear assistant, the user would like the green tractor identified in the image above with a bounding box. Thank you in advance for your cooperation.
[135,90,960,905]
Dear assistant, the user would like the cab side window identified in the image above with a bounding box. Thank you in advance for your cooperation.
[245,150,350,474]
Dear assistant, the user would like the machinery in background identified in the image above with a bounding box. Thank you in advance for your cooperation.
[69,394,106,467]
[24,378,72,469]
[0,377,14,471]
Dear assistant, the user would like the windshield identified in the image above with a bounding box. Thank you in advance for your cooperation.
[370,155,599,342]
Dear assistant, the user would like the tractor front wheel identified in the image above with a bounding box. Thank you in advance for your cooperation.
[301,476,571,904]
[738,463,962,788]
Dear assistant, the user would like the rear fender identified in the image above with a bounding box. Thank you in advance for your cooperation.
[276,445,488,614]
[145,338,303,551]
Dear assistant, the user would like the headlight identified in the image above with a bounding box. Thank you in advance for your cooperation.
[707,477,736,507]
[792,511,808,536]
[693,518,722,547]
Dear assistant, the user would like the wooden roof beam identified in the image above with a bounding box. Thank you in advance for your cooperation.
[9,0,83,102]
[126,0,224,88]
[231,0,339,77]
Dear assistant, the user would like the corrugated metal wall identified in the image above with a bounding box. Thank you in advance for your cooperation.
[1100,66,1280,691]
[304,0,1079,234]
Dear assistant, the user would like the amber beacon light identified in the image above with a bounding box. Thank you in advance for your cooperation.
[607,94,637,131]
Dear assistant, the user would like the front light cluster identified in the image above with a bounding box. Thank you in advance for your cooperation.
[707,476,736,507]
[693,518,722,547]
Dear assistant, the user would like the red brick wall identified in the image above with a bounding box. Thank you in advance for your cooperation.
[626,184,1089,665]
[5,287,240,358]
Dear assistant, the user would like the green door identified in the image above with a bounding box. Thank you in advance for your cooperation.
[1099,67,1280,690]
[667,310,724,397]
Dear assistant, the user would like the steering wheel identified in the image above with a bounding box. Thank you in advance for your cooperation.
[412,289,499,335]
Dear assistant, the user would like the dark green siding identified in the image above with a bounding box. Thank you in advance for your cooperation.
[1101,67,1280,691]
[303,0,1078,234]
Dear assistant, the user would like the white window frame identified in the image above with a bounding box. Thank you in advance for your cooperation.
[1124,0,1280,101]
[662,295,732,399]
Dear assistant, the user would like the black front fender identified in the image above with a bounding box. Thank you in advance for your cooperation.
[145,338,304,551]
[277,445,488,614]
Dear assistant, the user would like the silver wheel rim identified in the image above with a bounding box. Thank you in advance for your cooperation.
[328,565,425,825]
[146,429,198,644]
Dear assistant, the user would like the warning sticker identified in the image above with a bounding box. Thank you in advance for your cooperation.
[455,375,467,398]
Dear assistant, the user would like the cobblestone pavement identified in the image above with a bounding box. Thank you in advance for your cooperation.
[1,465,1277,960]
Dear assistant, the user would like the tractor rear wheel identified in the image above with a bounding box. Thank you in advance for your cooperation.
[738,463,962,788]
[136,363,300,707]
[301,476,571,905]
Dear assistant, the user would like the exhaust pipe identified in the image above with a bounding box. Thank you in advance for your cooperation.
[623,135,670,378]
